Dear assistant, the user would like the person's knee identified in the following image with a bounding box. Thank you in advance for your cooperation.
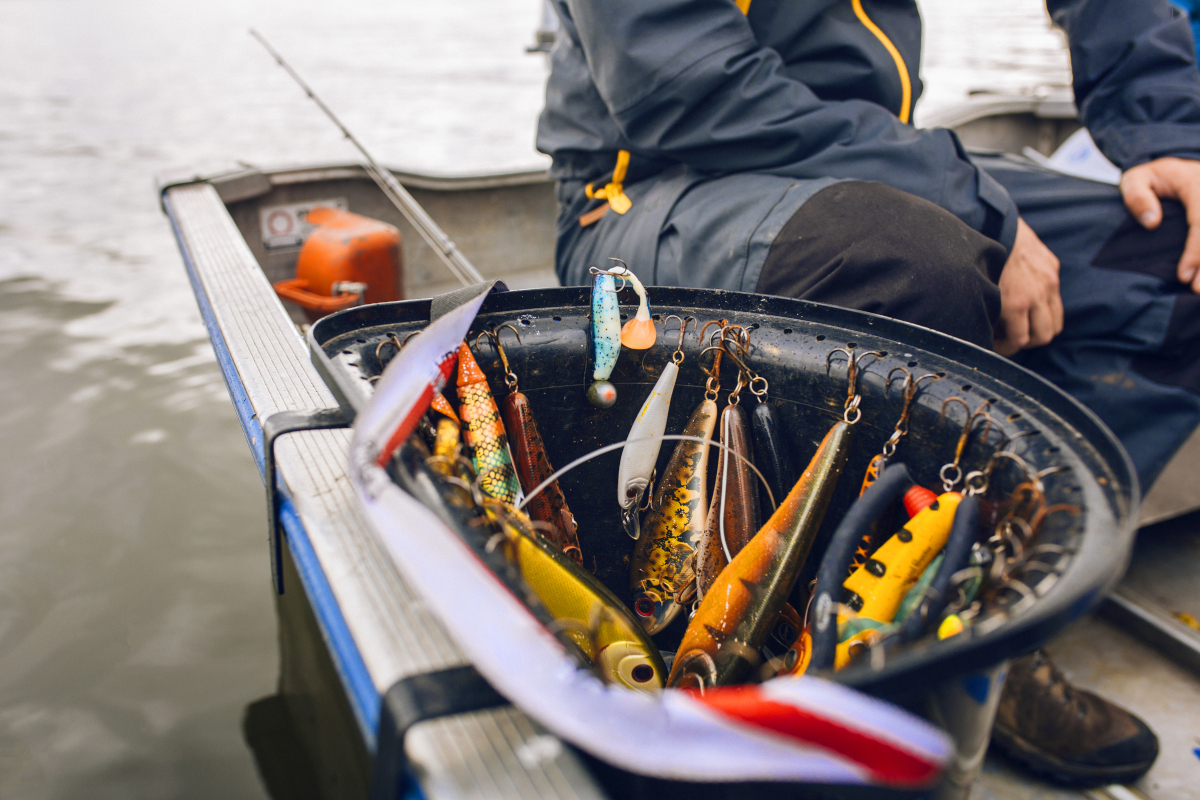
[757,181,1006,348]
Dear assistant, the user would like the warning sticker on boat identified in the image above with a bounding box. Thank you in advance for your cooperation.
[259,197,348,249]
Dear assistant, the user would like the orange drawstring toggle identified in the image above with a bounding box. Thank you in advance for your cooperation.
[585,150,632,215]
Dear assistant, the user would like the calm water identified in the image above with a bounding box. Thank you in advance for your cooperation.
[0,1,1067,796]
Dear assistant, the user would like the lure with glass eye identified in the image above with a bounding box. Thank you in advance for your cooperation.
[456,342,521,504]
[608,261,657,350]
[616,360,676,539]
[628,398,718,635]
[668,420,853,689]
[697,403,760,599]
[588,271,621,408]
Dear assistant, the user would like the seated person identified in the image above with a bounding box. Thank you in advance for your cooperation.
[537,0,1200,786]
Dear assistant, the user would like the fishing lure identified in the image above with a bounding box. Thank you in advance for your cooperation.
[616,316,693,539]
[607,259,657,350]
[508,521,666,692]
[587,267,622,408]
[668,419,854,689]
[628,395,719,635]
[697,329,761,599]
[456,341,522,504]
[834,491,963,669]
[478,326,584,565]
[376,331,460,423]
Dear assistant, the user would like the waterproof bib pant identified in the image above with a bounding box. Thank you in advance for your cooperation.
[555,157,1198,489]
[977,152,1200,488]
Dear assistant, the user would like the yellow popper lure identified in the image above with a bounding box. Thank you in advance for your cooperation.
[456,341,521,504]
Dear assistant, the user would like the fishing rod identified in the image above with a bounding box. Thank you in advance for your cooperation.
[250,29,484,287]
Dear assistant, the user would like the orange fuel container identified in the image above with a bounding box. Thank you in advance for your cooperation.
[273,207,403,322]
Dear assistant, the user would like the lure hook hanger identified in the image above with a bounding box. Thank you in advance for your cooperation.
[663,315,696,365]
[826,348,884,424]
[473,323,523,391]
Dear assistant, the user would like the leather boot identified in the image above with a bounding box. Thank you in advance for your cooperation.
[991,650,1158,786]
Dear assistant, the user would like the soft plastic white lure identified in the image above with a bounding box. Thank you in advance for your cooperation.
[617,360,678,539]
[588,270,621,408]
[608,261,656,350]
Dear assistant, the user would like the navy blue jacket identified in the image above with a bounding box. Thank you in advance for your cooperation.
[536,0,1200,254]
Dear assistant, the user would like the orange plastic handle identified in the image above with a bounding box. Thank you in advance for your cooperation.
[273,278,361,313]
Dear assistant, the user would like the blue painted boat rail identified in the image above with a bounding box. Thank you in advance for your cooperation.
[162,190,381,751]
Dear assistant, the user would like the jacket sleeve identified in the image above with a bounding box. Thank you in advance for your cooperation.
[1048,0,1200,168]
[560,0,1019,251]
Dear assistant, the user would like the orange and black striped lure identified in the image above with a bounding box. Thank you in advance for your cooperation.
[456,342,521,504]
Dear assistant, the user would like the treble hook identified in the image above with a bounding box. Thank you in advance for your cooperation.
[879,368,940,457]
[716,327,770,400]
[698,320,728,400]
[826,348,884,424]
[473,323,523,391]
[939,398,995,490]
[664,315,696,365]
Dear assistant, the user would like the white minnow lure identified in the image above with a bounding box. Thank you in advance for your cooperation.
[617,360,678,539]
[588,270,622,408]
[608,261,656,350]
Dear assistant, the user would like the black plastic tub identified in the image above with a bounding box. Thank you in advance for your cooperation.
[309,286,1137,702]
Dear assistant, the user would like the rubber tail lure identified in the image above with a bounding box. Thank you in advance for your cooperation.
[616,316,692,539]
[456,341,522,504]
[628,397,718,635]
[668,420,853,689]
[478,326,585,565]
[607,260,656,350]
[697,399,760,600]
[587,268,621,408]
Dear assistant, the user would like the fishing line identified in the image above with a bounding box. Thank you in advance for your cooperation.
[517,435,777,516]
[249,29,484,287]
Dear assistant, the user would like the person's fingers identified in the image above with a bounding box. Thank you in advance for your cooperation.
[1027,299,1056,348]
[996,304,1030,356]
[1049,280,1065,336]
[1121,167,1163,229]
[1177,179,1200,289]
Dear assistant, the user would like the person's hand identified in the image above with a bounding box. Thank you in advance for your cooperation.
[994,218,1063,357]
[1120,157,1200,291]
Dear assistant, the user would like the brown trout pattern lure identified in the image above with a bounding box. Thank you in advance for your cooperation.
[697,404,760,599]
[504,391,583,565]
[668,421,853,689]
[456,342,521,504]
[629,398,718,635]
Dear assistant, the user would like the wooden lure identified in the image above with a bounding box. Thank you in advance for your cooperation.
[697,400,760,599]
[628,397,719,635]
[456,341,521,504]
[668,420,853,689]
